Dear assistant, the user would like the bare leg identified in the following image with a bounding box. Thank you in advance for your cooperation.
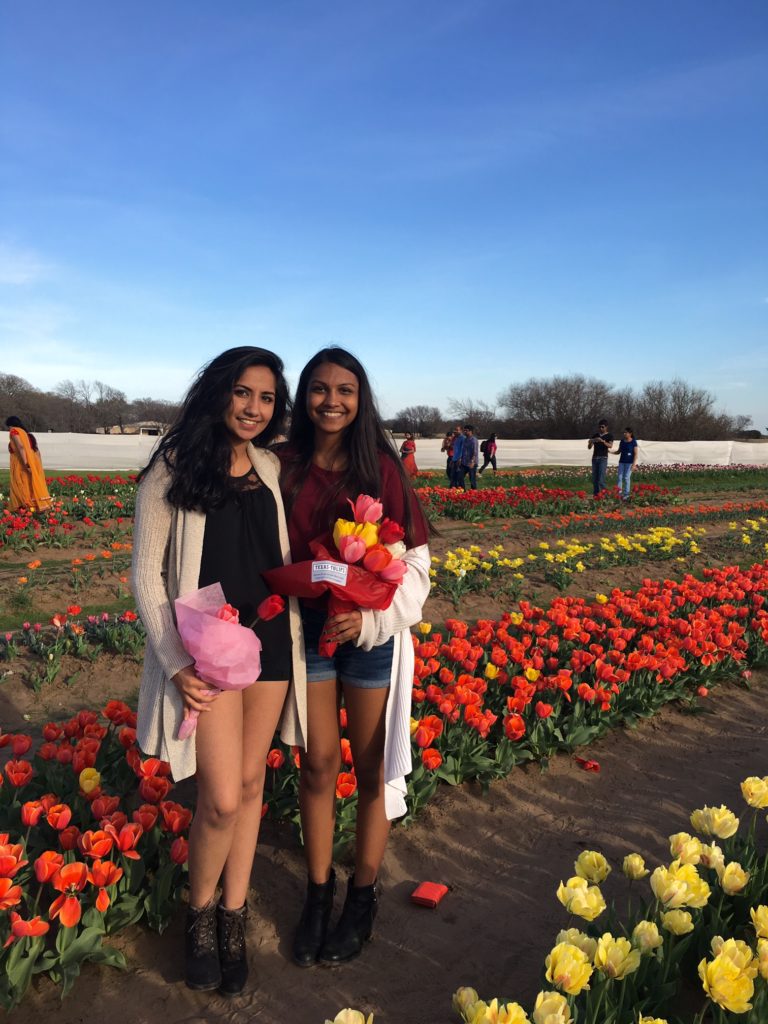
[298,677,341,884]
[342,684,390,886]
[188,680,288,907]
[220,680,289,909]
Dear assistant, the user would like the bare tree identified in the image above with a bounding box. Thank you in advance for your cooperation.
[446,398,497,438]
[391,404,443,436]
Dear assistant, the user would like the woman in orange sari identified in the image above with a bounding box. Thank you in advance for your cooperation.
[5,416,52,512]
[399,432,418,479]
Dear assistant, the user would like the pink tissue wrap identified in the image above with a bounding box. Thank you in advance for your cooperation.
[174,583,262,739]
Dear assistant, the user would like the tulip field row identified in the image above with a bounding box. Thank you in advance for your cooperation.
[1,468,768,1019]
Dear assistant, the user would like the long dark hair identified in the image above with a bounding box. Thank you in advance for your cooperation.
[138,347,290,511]
[282,346,428,544]
[5,415,39,452]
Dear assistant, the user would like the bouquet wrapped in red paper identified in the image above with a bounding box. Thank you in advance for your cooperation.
[262,494,408,657]
[174,583,284,739]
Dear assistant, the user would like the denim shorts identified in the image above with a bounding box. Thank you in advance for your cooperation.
[301,606,393,688]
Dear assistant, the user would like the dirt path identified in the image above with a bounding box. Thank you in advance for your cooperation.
[13,674,766,1024]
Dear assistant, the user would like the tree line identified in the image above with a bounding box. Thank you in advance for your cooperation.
[0,374,180,434]
[387,375,754,441]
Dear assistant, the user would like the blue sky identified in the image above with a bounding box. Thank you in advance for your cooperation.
[2,1,767,427]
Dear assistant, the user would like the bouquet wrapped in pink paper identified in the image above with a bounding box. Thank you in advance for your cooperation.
[173,582,284,739]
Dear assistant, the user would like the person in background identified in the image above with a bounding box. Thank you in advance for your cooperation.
[278,346,430,968]
[132,347,307,997]
[399,432,418,478]
[478,432,497,475]
[450,425,465,486]
[5,415,52,512]
[440,430,455,478]
[587,419,613,496]
[459,424,479,490]
[615,426,638,501]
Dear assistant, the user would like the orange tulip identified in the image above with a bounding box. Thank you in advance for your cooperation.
[3,911,49,947]
[0,842,28,879]
[46,803,73,831]
[87,859,123,912]
[105,821,143,860]
[170,836,189,865]
[266,748,285,770]
[34,850,64,883]
[335,772,357,800]
[159,801,193,834]
[0,877,23,910]
[421,747,443,770]
[49,862,88,927]
[3,759,33,787]
[78,829,114,859]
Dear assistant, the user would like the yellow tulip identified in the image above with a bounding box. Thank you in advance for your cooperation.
[532,991,572,1024]
[544,942,593,996]
[757,938,768,981]
[661,910,694,935]
[650,861,710,909]
[467,999,530,1024]
[750,905,768,940]
[332,518,379,551]
[699,843,725,874]
[690,804,739,839]
[718,861,750,896]
[595,593,608,604]
[574,850,611,884]
[452,989,480,1017]
[699,953,755,1014]
[710,937,758,980]
[669,832,702,865]
[78,767,101,795]
[484,663,500,680]
[631,920,663,954]
[524,666,540,683]
[593,933,641,980]
[555,928,597,960]
[741,776,768,809]
[555,877,606,922]
[325,1011,374,1024]
[638,1018,670,1024]
[622,853,649,880]
[417,621,432,635]
[409,717,419,736]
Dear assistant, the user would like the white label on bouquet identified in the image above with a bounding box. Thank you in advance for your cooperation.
[311,560,349,585]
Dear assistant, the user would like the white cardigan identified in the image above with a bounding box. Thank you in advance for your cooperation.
[355,543,431,820]
[131,446,307,781]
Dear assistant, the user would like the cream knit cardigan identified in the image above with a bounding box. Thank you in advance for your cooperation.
[132,445,307,782]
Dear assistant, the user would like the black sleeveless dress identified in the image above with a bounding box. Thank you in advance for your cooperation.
[198,466,291,681]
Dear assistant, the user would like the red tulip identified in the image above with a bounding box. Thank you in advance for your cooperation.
[421,748,443,770]
[105,822,143,860]
[159,801,193,834]
[0,878,23,911]
[58,825,81,851]
[266,748,285,770]
[0,843,28,879]
[3,759,33,787]
[21,800,44,827]
[46,803,73,831]
[170,836,189,865]
[256,594,285,621]
[362,544,392,574]
[132,804,159,831]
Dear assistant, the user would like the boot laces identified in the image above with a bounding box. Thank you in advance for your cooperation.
[220,908,247,959]
[188,903,217,956]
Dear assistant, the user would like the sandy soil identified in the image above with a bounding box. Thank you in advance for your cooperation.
[9,674,765,1024]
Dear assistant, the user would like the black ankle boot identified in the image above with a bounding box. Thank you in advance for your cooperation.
[216,902,248,996]
[318,876,377,965]
[185,900,220,990]
[292,869,336,967]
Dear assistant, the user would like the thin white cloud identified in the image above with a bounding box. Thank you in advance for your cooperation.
[0,242,52,285]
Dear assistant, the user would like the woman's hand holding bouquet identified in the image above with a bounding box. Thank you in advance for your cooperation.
[263,494,408,657]
[173,583,285,739]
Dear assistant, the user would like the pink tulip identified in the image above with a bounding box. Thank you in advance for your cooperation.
[347,494,383,524]
[338,535,367,564]
[215,603,240,623]
[378,558,407,582]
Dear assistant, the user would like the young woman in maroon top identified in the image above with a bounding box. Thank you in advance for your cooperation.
[278,347,429,967]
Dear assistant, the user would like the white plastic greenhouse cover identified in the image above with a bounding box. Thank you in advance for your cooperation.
[3,433,767,472]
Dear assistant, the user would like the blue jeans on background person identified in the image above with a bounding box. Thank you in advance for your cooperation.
[617,462,633,499]
[592,457,607,496]
[460,463,477,490]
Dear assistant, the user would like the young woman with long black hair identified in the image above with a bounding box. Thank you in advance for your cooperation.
[278,347,430,967]
[132,347,307,995]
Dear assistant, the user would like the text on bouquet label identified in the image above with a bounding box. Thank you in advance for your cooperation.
[311,560,349,585]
